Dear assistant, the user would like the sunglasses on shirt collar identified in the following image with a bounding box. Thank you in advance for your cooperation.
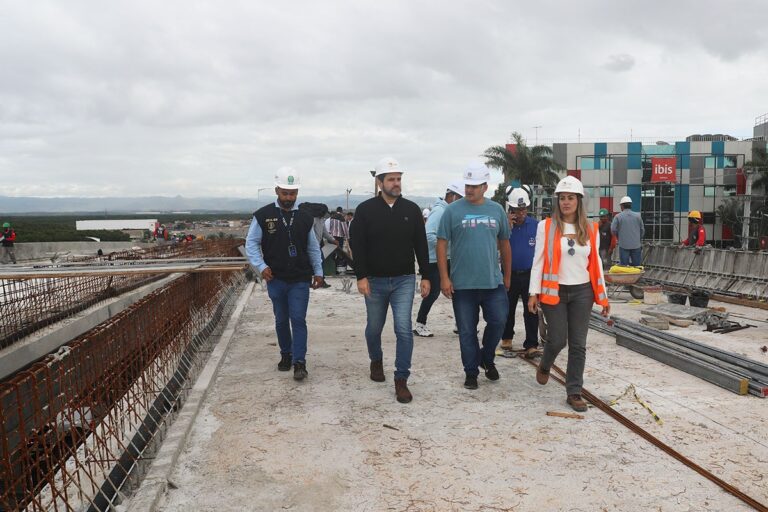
[567,238,575,256]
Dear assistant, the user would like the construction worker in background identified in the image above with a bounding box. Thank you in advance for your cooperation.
[413,181,464,337]
[155,224,169,245]
[1,222,17,264]
[246,167,325,381]
[422,208,431,223]
[500,188,540,358]
[682,210,706,249]
[437,162,511,390]
[528,175,609,413]
[598,208,617,270]
[328,207,349,274]
[611,196,644,266]
[349,157,430,404]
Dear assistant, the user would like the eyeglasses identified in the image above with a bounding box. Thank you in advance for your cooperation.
[567,238,575,256]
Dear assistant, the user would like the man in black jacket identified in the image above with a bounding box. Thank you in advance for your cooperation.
[349,157,430,404]
[246,167,325,381]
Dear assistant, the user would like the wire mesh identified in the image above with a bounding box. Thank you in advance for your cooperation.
[0,240,243,349]
[0,268,246,511]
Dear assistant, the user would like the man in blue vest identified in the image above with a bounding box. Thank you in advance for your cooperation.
[246,167,325,381]
[500,188,540,358]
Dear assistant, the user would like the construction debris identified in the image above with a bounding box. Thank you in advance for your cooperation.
[546,411,584,420]
[640,316,670,330]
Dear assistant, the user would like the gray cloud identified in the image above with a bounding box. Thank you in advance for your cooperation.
[603,54,635,72]
[0,0,766,198]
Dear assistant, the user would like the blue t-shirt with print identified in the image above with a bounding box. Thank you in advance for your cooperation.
[509,215,538,271]
[437,198,510,290]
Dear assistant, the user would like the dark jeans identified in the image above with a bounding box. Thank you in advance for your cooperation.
[540,283,594,395]
[599,248,612,270]
[266,278,311,364]
[334,237,348,268]
[364,275,416,379]
[619,247,641,266]
[501,271,538,348]
[452,285,509,377]
[415,261,449,324]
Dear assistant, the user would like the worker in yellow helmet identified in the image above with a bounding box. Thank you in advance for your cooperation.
[681,211,706,248]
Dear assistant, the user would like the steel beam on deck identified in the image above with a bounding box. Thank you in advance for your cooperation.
[0,259,248,279]
[616,332,749,395]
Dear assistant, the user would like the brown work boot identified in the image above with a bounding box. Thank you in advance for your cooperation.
[536,364,550,385]
[567,394,588,412]
[499,339,513,350]
[394,378,412,403]
[370,360,385,382]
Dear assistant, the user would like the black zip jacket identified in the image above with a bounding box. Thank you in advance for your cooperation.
[349,195,429,280]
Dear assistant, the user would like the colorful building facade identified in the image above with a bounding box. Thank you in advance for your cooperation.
[550,139,766,244]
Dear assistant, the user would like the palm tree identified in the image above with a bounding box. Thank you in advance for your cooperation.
[746,145,768,190]
[483,132,563,191]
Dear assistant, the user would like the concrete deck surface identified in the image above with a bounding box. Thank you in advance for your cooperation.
[148,280,768,512]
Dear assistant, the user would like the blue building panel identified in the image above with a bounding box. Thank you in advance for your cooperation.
[674,184,690,212]
[675,141,690,169]
[712,140,725,168]
[594,142,607,170]
[627,184,642,208]
[627,142,642,169]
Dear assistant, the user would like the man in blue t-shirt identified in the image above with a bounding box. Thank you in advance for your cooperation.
[500,188,539,358]
[436,162,511,390]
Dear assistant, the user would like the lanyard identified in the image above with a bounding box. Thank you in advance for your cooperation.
[279,210,295,243]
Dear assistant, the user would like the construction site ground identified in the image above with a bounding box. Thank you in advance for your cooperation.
[149,278,768,512]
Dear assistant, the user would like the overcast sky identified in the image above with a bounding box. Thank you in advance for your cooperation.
[1,0,766,198]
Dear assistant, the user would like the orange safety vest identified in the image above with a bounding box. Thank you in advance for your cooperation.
[539,218,608,307]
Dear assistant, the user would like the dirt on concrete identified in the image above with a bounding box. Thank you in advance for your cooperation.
[153,279,768,512]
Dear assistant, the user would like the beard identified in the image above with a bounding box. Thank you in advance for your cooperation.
[278,198,296,209]
[381,185,401,198]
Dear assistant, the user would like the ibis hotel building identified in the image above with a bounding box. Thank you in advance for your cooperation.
[549,133,766,245]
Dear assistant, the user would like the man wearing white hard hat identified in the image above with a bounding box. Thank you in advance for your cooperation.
[413,181,464,338]
[436,162,511,390]
[349,157,430,404]
[246,167,325,381]
[610,195,645,266]
[500,187,540,358]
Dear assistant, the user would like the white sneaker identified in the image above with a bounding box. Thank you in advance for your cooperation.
[413,322,434,337]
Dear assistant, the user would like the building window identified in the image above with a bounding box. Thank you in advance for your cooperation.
[724,156,737,168]
[705,156,716,168]
[704,185,716,197]
[702,212,716,224]
[723,185,736,197]
[600,186,613,197]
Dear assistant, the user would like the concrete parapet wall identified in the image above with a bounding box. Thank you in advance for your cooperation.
[10,241,151,262]
[643,243,768,299]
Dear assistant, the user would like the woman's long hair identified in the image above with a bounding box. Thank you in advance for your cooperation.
[552,194,591,246]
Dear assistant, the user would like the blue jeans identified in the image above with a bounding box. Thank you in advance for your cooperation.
[266,279,310,363]
[452,285,509,376]
[364,275,416,380]
[619,247,642,266]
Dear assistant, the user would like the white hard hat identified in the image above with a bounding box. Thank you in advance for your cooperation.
[507,188,531,209]
[554,175,584,196]
[619,195,632,205]
[374,157,404,177]
[446,181,464,197]
[422,208,431,218]
[463,161,490,185]
[275,167,301,189]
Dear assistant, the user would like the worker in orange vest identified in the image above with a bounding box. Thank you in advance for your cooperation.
[527,176,610,412]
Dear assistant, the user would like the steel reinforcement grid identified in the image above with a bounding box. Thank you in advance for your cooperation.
[0,239,243,349]
[0,269,246,511]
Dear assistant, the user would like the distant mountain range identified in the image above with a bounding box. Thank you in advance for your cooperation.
[0,194,440,214]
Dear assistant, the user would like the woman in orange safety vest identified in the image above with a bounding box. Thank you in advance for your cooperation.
[527,176,610,413]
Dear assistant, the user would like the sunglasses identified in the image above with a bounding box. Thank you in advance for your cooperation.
[567,238,575,256]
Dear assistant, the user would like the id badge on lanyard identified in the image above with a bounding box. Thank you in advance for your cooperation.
[281,211,297,258]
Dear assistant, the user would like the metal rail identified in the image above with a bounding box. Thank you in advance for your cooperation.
[0,240,243,350]
[0,269,246,511]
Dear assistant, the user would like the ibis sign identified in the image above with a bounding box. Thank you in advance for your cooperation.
[651,157,677,183]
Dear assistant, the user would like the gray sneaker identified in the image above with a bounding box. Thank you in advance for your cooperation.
[413,322,434,337]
